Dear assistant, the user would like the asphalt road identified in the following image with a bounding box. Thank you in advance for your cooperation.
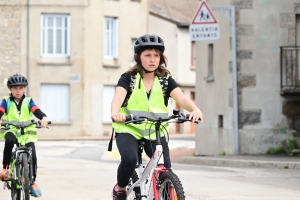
[0,140,299,200]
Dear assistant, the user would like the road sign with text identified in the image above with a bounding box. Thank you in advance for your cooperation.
[189,1,220,41]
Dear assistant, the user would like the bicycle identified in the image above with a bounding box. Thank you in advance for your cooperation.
[119,109,199,200]
[0,120,51,200]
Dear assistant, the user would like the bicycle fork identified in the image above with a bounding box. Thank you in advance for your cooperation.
[15,148,34,186]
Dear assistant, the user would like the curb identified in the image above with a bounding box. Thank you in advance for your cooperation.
[177,156,300,169]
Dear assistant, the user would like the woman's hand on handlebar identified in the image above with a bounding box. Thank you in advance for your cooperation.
[41,116,49,128]
[111,112,126,123]
[189,109,204,123]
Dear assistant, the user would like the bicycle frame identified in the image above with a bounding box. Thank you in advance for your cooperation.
[11,146,34,185]
[118,110,196,200]
[127,116,174,200]
[127,143,168,200]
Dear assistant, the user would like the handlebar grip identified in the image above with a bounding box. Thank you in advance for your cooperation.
[184,114,200,123]
[111,115,133,122]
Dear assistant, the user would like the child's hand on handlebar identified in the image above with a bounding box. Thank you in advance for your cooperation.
[41,116,49,128]
[111,113,126,123]
[189,109,204,123]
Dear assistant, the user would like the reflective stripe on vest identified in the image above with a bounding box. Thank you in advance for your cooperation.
[0,97,37,140]
[113,73,169,140]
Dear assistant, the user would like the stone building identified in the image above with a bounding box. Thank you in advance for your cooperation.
[0,0,22,97]
[195,0,300,155]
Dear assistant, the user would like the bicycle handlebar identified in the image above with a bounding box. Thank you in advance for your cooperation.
[113,112,199,124]
[1,120,51,130]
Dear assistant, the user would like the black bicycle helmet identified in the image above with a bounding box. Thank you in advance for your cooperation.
[7,74,28,88]
[134,34,165,54]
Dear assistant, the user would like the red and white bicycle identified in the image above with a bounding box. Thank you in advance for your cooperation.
[124,109,199,200]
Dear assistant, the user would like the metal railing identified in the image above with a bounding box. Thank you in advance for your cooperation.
[280,46,300,95]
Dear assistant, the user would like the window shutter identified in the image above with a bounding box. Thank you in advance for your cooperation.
[113,18,118,59]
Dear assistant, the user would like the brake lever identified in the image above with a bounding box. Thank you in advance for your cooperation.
[4,124,10,130]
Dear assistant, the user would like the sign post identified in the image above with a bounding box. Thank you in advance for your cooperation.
[189,0,220,41]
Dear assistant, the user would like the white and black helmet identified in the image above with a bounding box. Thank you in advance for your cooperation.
[7,74,28,88]
[134,34,165,54]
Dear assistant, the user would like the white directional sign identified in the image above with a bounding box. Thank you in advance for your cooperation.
[190,1,220,41]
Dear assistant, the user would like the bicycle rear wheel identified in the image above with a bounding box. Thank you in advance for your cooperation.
[20,154,30,200]
[127,171,141,200]
[158,171,185,200]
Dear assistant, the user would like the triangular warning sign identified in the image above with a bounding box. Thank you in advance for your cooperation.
[191,1,218,24]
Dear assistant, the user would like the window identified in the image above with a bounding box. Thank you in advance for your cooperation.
[191,41,196,67]
[102,86,115,123]
[104,17,118,59]
[41,14,70,57]
[204,44,214,82]
[130,38,137,66]
[208,43,214,76]
[218,115,223,128]
[40,84,70,122]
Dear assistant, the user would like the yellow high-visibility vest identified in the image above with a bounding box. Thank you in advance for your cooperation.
[113,73,169,140]
[0,97,38,143]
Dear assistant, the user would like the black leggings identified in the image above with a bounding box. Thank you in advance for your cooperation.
[116,133,171,188]
[2,132,38,181]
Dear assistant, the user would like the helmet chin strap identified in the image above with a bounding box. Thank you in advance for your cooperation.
[143,67,155,74]
[143,67,154,73]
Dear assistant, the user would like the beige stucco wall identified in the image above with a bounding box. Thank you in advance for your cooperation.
[0,0,200,138]
[1,0,149,138]
[149,14,196,135]
[100,0,149,135]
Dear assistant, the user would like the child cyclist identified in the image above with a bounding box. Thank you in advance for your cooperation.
[0,74,49,197]
[111,34,204,200]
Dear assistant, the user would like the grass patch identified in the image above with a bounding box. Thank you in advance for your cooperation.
[266,147,286,154]
[219,151,226,156]
[287,139,299,156]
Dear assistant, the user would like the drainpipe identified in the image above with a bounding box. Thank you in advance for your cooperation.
[26,0,30,96]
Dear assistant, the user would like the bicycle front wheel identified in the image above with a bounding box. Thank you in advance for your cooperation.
[158,171,185,200]
[21,154,30,200]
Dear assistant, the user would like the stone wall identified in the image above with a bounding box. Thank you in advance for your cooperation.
[0,1,22,97]
[232,0,262,128]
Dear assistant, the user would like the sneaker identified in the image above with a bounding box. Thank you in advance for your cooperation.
[112,184,127,200]
[30,182,42,198]
[0,169,9,180]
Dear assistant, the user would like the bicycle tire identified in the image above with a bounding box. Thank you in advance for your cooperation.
[10,158,21,200]
[158,171,185,200]
[127,170,141,200]
[21,153,30,200]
